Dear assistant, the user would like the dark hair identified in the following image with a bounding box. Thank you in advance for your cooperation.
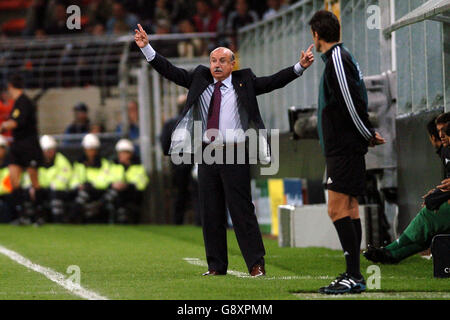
[308,10,341,43]
[435,112,450,125]
[7,73,24,89]
[427,117,439,140]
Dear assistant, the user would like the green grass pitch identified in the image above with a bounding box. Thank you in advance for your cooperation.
[0,224,449,300]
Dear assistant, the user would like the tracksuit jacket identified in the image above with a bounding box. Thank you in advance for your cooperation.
[318,43,375,157]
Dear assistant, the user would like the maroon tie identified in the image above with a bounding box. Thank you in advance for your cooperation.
[206,81,222,141]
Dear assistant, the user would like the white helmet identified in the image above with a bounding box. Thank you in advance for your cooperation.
[0,135,8,148]
[115,139,134,153]
[40,135,57,150]
[82,133,100,149]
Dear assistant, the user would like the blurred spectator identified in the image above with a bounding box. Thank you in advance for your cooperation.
[263,0,288,20]
[211,0,234,18]
[154,0,171,24]
[177,19,204,58]
[23,0,51,36]
[116,100,139,141]
[64,103,91,136]
[122,0,155,25]
[106,1,139,35]
[152,19,179,58]
[171,0,197,25]
[226,0,259,33]
[44,2,82,35]
[0,86,13,138]
[193,0,222,33]
[90,23,106,36]
[86,0,113,34]
[90,122,106,134]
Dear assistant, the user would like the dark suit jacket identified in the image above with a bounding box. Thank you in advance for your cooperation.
[149,53,301,156]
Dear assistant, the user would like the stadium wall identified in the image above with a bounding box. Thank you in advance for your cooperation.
[32,86,126,135]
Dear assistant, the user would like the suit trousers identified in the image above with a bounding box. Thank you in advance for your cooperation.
[197,151,266,274]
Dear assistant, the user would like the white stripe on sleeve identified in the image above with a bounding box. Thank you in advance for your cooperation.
[331,46,372,141]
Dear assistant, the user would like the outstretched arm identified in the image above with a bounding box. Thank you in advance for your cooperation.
[135,24,193,88]
[253,44,315,96]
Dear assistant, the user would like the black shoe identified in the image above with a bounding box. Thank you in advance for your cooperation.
[320,273,366,295]
[363,245,399,264]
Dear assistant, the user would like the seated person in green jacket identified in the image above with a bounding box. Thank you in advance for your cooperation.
[364,114,450,263]
[69,133,111,223]
[0,135,13,222]
[104,139,149,224]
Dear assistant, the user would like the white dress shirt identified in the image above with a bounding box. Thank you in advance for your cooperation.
[140,43,305,144]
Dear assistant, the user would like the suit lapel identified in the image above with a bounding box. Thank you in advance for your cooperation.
[186,71,213,109]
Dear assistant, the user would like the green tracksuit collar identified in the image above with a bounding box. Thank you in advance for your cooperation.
[321,43,343,63]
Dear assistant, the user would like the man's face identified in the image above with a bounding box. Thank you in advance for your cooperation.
[128,101,138,124]
[75,110,88,123]
[209,48,235,81]
[196,1,209,16]
[236,0,248,15]
[44,149,56,162]
[118,151,133,164]
[437,123,449,147]
[113,3,125,18]
[311,29,321,53]
[84,148,98,160]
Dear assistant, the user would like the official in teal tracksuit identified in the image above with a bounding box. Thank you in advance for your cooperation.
[309,10,386,294]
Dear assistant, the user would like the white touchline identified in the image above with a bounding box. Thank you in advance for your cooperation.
[0,245,108,300]
[182,258,332,280]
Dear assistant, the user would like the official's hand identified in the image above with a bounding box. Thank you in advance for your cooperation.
[369,132,386,147]
[300,44,315,69]
[134,24,149,48]
[437,178,450,192]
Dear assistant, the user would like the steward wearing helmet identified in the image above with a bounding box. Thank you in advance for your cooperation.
[104,139,149,223]
[69,133,111,223]
[0,135,13,222]
[23,135,72,223]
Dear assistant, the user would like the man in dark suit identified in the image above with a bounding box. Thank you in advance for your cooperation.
[135,24,314,277]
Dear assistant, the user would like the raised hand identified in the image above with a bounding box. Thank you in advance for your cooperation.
[300,44,315,69]
[134,24,149,48]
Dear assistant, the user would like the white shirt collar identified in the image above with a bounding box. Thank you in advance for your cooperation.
[213,74,232,88]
